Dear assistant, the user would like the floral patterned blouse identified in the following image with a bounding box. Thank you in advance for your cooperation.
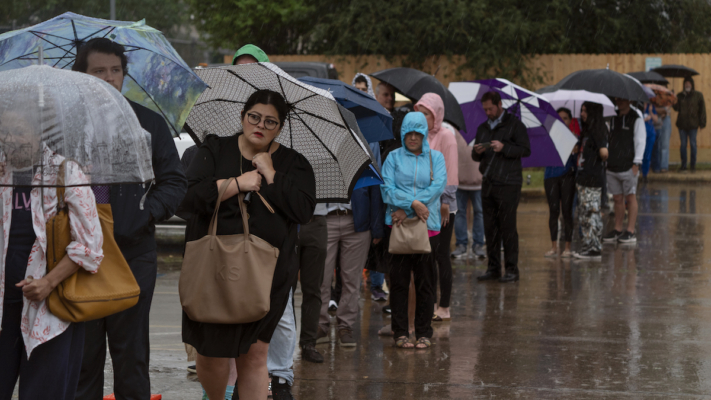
[0,147,103,357]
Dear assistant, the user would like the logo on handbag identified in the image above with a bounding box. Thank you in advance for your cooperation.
[216,264,241,281]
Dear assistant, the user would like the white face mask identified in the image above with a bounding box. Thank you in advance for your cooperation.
[685,86,692,93]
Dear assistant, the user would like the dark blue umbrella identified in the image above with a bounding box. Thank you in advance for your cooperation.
[298,76,393,143]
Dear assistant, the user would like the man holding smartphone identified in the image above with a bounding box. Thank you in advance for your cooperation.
[472,91,530,283]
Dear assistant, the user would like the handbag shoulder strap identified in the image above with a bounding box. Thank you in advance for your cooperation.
[429,151,433,182]
[56,160,67,210]
[208,180,251,244]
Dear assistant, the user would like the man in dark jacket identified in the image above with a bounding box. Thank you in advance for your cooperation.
[472,91,531,283]
[673,76,706,172]
[72,38,187,400]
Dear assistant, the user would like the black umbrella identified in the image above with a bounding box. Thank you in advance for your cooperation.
[651,64,699,78]
[370,68,466,132]
[626,71,669,85]
[554,69,649,103]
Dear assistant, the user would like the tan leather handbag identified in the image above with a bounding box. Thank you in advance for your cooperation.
[389,217,431,254]
[388,152,433,255]
[46,163,141,322]
[179,181,279,324]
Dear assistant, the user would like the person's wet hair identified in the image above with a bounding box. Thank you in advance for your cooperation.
[72,37,129,76]
[481,91,502,105]
[242,89,290,126]
[354,75,368,87]
[581,101,605,136]
[557,107,573,120]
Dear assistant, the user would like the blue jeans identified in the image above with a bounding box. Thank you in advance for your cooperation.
[642,126,656,177]
[267,289,296,386]
[653,115,671,171]
[679,128,698,169]
[370,271,384,289]
[454,189,484,247]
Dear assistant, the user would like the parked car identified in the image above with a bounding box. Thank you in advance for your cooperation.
[273,62,339,80]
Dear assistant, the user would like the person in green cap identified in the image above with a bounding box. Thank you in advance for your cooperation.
[232,44,270,65]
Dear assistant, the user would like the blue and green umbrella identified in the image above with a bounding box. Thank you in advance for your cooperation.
[0,12,207,136]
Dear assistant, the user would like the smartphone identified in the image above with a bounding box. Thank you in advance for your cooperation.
[478,142,492,149]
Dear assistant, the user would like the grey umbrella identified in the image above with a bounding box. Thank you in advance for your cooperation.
[651,64,699,78]
[554,69,649,103]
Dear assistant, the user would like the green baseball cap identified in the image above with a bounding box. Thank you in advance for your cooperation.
[232,44,270,64]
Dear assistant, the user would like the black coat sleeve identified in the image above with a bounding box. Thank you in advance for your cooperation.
[472,125,485,162]
[501,120,531,159]
[258,152,316,225]
[144,114,188,222]
[180,136,221,217]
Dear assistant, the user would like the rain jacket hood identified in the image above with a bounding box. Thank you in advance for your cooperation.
[380,112,447,232]
[400,111,432,154]
[352,73,375,98]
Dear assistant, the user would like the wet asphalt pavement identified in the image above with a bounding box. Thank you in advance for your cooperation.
[117,182,711,399]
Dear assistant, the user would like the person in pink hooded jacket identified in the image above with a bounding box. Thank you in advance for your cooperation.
[414,93,458,321]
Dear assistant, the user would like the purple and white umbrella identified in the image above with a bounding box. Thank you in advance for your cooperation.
[449,78,578,168]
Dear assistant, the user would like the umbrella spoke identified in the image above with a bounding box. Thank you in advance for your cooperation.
[126,72,180,136]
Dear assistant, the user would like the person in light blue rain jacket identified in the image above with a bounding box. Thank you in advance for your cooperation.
[380,111,446,349]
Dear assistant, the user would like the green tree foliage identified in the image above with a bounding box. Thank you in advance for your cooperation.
[1,0,188,35]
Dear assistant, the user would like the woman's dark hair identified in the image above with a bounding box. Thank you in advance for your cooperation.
[72,38,128,76]
[241,89,290,126]
[556,107,573,120]
[481,91,501,105]
[354,75,368,86]
[581,101,605,137]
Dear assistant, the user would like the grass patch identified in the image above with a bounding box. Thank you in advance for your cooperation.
[522,168,545,189]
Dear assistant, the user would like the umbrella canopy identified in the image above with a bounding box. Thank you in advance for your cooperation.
[337,105,383,189]
[0,12,207,136]
[554,69,649,103]
[448,78,578,168]
[535,85,559,95]
[370,67,466,131]
[298,76,393,143]
[651,64,699,78]
[541,90,617,118]
[184,63,374,202]
[626,71,669,85]
[0,65,153,186]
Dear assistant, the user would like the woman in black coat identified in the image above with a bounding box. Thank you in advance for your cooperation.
[180,89,316,400]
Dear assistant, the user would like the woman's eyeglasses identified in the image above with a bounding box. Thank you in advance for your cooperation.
[246,112,279,131]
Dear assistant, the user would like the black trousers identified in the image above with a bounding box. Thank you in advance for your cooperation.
[434,212,455,308]
[482,183,521,275]
[76,250,157,400]
[297,217,327,347]
[544,174,575,242]
[0,302,85,400]
[389,235,438,340]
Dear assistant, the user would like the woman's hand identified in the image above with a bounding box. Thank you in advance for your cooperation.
[17,276,53,302]
[412,200,429,223]
[237,170,262,192]
[391,209,407,227]
[252,152,276,185]
[440,203,450,227]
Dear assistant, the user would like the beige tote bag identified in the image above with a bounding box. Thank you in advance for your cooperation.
[179,181,279,324]
[388,152,433,255]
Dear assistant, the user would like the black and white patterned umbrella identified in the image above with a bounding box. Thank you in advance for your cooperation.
[184,63,373,202]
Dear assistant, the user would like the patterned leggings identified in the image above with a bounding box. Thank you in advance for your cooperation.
[576,185,602,253]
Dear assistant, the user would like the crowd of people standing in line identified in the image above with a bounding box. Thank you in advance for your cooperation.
[1,36,707,400]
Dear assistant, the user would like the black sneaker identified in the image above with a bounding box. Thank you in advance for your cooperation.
[574,250,602,260]
[382,304,391,314]
[603,230,622,243]
[271,377,294,400]
[301,344,324,363]
[618,231,637,243]
[187,364,196,374]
